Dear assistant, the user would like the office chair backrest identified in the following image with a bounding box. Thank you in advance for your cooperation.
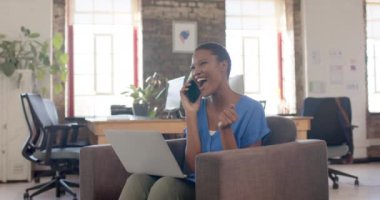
[43,98,59,124]
[259,100,266,110]
[20,93,51,163]
[27,94,54,128]
[229,74,244,94]
[263,116,297,145]
[302,97,351,146]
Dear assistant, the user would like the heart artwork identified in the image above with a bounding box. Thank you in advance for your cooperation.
[179,30,190,43]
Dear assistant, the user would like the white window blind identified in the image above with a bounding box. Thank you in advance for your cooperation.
[367,1,380,113]
[71,0,135,116]
[226,0,287,114]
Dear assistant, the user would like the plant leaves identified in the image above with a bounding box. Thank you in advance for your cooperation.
[58,53,68,65]
[0,62,16,76]
[53,33,63,50]
[1,27,69,95]
[60,70,67,82]
[29,32,40,38]
[54,83,63,94]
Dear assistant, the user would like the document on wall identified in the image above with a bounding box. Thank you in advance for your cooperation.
[329,65,343,84]
[311,50,321,65]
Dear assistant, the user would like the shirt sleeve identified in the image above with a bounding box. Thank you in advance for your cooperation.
[238,100,270,148]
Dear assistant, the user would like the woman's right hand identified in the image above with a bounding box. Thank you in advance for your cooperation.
[180,80,201,115]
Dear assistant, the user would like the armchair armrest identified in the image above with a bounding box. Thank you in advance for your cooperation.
[80,144,130,200]
[195,140,328,200]
[79,138,186,200]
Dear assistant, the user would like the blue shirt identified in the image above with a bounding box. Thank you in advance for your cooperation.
[185,95,270,153]
[184,95,270,182]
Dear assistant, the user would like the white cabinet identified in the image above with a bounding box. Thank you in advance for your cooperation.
[0,70,32,182]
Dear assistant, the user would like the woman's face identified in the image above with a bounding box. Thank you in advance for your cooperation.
[191,49,227,97]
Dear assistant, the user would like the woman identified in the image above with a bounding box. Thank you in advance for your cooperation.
[119,42,270,200]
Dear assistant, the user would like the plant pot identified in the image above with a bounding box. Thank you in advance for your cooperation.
[132,103,149,116]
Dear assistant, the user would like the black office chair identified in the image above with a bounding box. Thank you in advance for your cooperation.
[302,97,359,189]
[259,100,267,110]
[20,93,80,200]
[29,99,89,184]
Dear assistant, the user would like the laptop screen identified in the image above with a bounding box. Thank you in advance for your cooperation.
[105,130,187,178]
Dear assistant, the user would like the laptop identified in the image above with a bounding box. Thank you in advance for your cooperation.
[105,130,187,178]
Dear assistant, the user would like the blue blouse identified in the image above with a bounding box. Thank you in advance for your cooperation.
[184,95,270,182]
[185,95,270,153]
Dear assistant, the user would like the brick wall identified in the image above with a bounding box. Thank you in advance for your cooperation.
[141,0,225,81]
[53,0,66,120]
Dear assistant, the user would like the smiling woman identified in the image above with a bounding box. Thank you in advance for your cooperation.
[117,42,270,200]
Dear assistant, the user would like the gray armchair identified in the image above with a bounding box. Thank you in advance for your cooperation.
[263,115,297,145]
[80,141,328,200]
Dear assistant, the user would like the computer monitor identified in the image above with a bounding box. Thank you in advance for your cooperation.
[165,76,185,111]
[229,74,244,94]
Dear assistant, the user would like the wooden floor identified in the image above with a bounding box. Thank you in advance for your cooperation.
[0,175,79,200]
[329,162,380,200]
[0,162,379,200]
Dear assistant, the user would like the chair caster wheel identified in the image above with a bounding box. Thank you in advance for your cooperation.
[23,193,30,200]
[333,183,339,189]
[355,179,359,186]
[60,188,66,195]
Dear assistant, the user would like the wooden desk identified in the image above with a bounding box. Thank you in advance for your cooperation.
[86,115,312,144]
[86,115,186,144]
[282,116,313,140]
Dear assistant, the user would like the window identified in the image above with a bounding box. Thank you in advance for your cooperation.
[70,0,137,116]
[367,1,380,113]
[226,0,287,114]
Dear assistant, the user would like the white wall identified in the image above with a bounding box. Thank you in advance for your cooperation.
[302,0,370,158]
[0,0,52,39]
[0,0,53,95]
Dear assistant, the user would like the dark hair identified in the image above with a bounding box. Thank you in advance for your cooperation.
[195,42,231,77]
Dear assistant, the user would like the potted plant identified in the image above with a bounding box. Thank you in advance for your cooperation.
[0,26,68,94]
[122,72,168,118]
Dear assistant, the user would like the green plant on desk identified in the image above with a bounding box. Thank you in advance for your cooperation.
[122,72,168,118]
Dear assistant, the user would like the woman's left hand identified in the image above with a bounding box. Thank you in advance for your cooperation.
[217,104,238,130]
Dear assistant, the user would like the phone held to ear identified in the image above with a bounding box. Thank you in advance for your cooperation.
[185,79,200,103]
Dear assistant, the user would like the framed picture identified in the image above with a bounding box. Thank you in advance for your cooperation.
[172,21,197,53]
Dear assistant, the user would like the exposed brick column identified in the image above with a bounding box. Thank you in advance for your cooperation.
[53,0,66,121]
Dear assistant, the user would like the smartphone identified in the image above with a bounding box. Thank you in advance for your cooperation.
[185,79,200,103]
